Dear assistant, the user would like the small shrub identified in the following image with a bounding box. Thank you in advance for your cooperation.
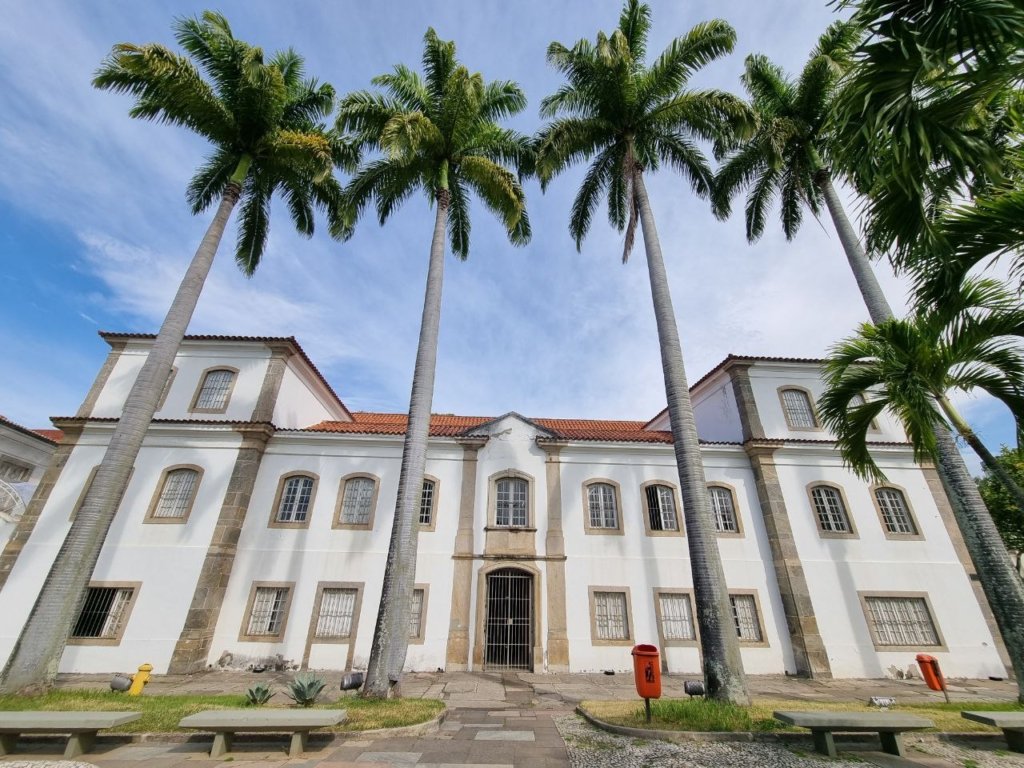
[285,674,326,707]
[245,683,274,706]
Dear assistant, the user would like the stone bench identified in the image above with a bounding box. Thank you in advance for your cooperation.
[0,711,141,758]
[962,710,1024,753]
[179,709,347,757]
[773,710,933,757]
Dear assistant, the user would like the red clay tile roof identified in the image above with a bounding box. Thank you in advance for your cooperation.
[0,415,62,445]
[305,412,674,443]
[32,429,64,443]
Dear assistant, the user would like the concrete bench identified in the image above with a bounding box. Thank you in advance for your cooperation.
[179,709,347,757]
[0,711,141,758]
[962,711,1024,753]
[774,710,933,757]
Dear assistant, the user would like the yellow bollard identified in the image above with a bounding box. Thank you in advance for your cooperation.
[127,663,153,696]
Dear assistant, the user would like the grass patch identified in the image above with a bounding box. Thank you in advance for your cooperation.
[581,698,1024,734]
[0,690,444,733]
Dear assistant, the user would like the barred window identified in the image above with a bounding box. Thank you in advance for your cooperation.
[781,388,817,428]
[315,588,357,639]
[420,479,435,526]
[246,586,290,637]
[496,477,528,527]
[865,596,940,646]
[277,475,314,523]
[730,594,763,642]
[0,460,31,483]
[810,485,853,534]
[709,486,739,533]
[587,483,619,529]
[194,369,235,411]
[71,586,135,641]
[658,593,695,641]
[875,488,918,535]
[409,588,426,639]
[593,591,629,641]
[340,476,376,526]
[645,484,679,532]
[152,468,199,519]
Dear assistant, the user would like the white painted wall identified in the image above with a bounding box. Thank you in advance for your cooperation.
[271,363,343,429]
[691,374,744,443]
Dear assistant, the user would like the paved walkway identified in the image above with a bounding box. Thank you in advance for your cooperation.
[0,671,1018,767]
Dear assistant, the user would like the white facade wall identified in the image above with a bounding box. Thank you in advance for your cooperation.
[271,361,347,429]
[691,375,744,443]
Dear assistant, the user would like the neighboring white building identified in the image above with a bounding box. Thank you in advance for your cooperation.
[0,333,1009,680]
[0,416,60,546]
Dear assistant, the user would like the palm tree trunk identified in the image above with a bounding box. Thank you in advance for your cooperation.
[362,186,449,698]
[815,171,894,325]
[937,395,1024,517]
[633,169,749,704]
[0,159,250,693]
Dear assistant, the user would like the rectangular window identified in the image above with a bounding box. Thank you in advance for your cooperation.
[246,586,290,637]
[587,483,619,529]
[315,587,357,639]
[409,588,425,640]
[419,480,435,526]
[709,487,739,533]
[864,596,940,646]
[496,477,528,527]
[729,594,763,642]
[658,593,695,641]
[594,591,629,641]
[71,585,136,642]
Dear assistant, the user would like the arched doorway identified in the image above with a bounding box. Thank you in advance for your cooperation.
[484,568,534,670]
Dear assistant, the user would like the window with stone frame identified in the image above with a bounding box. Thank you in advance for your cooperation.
[495,476,529,527]
[409,588,426,640]
[810,485,854,534]
[644,484,679,532]
[658,592,696,641]
[587,482,619,529]
[245,585,291,637]
[340,476,376,526]
[193,368,236,411]
[315,587,358,639]
[593,591,630,641]
[863,596,940,647]
[276,475,315,523]
[781,388,818,428]
[419,479,436,527]
[874,487,918,535]
[729,594,764,642]
[150,467,200,520]
[709,485,740,533]
[71,585,137,642]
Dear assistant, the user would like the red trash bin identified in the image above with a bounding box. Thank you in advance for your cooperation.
[916,653,950,702]
[631,644,662,700]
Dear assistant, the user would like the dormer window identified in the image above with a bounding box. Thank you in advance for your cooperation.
[780,387,818,429]
[190,368,237,413]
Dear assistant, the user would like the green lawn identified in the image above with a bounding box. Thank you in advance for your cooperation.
[0,690,445,733]
[581,698,1024,733]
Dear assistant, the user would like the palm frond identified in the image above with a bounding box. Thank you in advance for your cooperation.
[447,177,471,259]
[186,147,238,213]
[235,173,272,275]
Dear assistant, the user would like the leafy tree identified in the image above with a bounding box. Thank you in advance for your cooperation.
[535,0,751,703]
[0,12,348,693]
[978,446,1024,573]
[336,29,531,697]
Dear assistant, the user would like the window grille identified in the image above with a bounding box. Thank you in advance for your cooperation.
[709,486,739,533]
[730,594,763,642]
[419,479,435,526]
[659,593,695,640]
[153,468,198,518]
[72,586,134,639]
[496,477,528,527]
[875,488,917,534]
[341,477,375,525]
[195,369,234,410]
[247,586,289,636]
[865,596,939,646]
[315,588,356,639]
[277,475,314,523]
[409,588,425,639]
[645,484,678,531]
[594,591,629,640]
[587,483,618,528]
[0,461,31,483]
[782,389,817,428]
[810,486,852,533]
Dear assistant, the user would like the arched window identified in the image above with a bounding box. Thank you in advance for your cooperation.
[708,485,739,534]
[191,368,237,412]
[874,487,918,535]
[337,475,378,528]
[643,483,680,533]
[495,476,529,527]
[586,482,619,530]
[275,474,315,524]
[148,466,201,521]
[809,485,853,534]
[780,387,818,429]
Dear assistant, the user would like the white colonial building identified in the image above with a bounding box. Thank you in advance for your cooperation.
[0,333,1010,680]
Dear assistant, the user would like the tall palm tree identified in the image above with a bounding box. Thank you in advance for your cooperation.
[0,12,348,693]
[336,29,531,697]
[535,0,751,703]
[818,278,1024,700]
[712,21,894,322]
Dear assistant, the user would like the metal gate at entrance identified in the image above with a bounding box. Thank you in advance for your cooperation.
[484,568,533,670]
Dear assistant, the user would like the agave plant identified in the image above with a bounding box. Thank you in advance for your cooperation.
[245,682,274,706]
[285,674,326,707]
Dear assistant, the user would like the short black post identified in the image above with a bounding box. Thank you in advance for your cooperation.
[645,697,651,723]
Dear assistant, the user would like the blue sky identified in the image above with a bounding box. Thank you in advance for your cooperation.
[0,0,1014,474]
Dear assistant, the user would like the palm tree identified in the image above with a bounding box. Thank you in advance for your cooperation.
[712,21,894,322]
[0,12,348,693]
[818,278,1024,700]
[535,0,751,704]
[335,29,531,697]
